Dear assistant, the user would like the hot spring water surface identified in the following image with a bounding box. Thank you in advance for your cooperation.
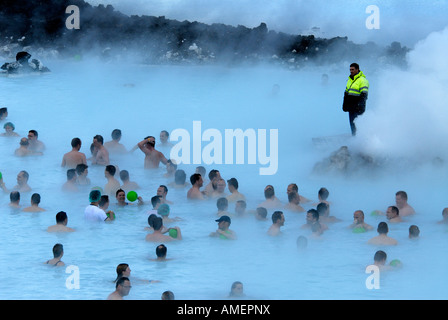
[0,57,447,300]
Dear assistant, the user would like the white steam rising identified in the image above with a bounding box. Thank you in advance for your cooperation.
[354,26,448,163]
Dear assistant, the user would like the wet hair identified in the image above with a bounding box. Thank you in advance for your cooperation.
[152,217,163,231]
[156,244,167,258]
[272,211,284,224]
[288,183,298,193]
[29,129,38,137]
[388,206,399,216]
[116,188,125,197]
[20,170,29,181]
[395,191,408,200]
[350,63,360,70]
[31,193,41,205]
[119,170,129,181]
[316,202,329,216]
[217,197,228,211]
[161,290,175,300]
[374,250,387,263]
[71,137,81,148]
[75,163,88,175]
[159,185,168,194]
[151,195,161,208]
[56,211,67,223]
[114,263,129,283]
[227,178,238,189]
[111,129,122,140]
[190,173,202,185]
[196,166,206,177]
[208,169,220,180]
[105,165,116,176]
[307,209,319,221]
[67,169,76,180]
[0,107,7,117]
[229,281,243,297]
[409,225,420,238]
[52,243,64,258]
[99,195,109,207]
[318,187,329,200]
[93,134,104,144]
[10,191,20,202]
[288,191,299,203]
[174,170,186,185]
[160,130,169,137]
[20,138,29,146]
[377,222,389,234]
[116,276,130,288]
[148,214,158,228]
[256,207,268,219]
[236,200,246,209]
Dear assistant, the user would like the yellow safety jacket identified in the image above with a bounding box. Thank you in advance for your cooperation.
[342,71,369,114]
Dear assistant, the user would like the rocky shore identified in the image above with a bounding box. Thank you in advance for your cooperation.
[0,0,409,67]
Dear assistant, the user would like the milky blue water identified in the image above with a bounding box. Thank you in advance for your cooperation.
[0,55,447,300]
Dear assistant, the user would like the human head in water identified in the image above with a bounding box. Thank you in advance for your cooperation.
[16,52,31,63]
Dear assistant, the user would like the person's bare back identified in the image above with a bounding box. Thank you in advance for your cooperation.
[62,150,87,169]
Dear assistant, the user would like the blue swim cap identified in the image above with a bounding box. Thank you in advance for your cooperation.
[158,203,170,216]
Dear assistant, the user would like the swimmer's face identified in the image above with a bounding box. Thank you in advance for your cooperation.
[123,266,131,277]
[286,184,296,194]
[27,132,36,140]
[218,221,230,230]
[216,180,226,192]
[353,211,363,223]
[279,214,285,226]
[17,172,27,184]
[395,195,405,208]
[306,212,315,223]
[232,283,244,296]
[386,207,396,219]
[4,125,13,132]
[119,280,132,297]
[157,186,166,197]
[116,191,126,203]
[160,131,168,143]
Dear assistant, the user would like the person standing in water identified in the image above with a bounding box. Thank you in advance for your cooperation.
[342,63,369,136]
[137,136,168,169]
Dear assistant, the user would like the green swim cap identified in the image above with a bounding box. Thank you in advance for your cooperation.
[127,191,138,202]
[352,227,366,233]
[0,171,2,180]
[370,210,380,216]
[390,259,402,267]
[169,228,178,238]
[91,186,103,194]
[158,203,170,216]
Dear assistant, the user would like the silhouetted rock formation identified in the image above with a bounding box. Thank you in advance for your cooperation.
[0,0,410,66]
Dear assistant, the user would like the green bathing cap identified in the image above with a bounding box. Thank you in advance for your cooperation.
[352,227,366,233]
[169,228,178,238]
[390,259,402,267]
[127,191,138,202]
[370,210,380,216]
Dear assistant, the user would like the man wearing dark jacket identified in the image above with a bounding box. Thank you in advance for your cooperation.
[342,63,369,136]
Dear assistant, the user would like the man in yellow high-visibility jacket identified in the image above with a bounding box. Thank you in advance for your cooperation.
[342,63,369,136]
